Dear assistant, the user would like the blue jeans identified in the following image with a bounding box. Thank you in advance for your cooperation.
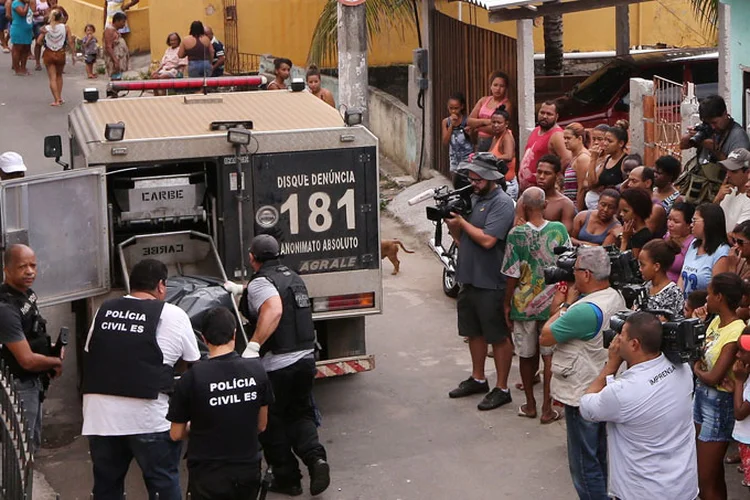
[16,377,42,454]
[88,431,182,500]
[188,60,212,78]
[565,405,609,500]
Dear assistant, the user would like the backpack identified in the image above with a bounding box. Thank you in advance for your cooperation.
[674,155,724,206]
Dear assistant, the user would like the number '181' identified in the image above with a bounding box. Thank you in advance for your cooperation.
[280,189,356,234]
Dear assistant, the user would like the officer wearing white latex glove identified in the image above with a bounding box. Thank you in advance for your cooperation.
[223,281,244,296]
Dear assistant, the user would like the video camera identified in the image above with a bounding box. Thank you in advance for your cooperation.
[603,310,706,364]
[543,246,642,301]
[425,184,473,221]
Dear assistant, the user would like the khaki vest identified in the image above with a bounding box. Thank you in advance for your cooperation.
[551,287,625,407]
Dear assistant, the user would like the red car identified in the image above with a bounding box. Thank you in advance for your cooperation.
[553,48,718,128]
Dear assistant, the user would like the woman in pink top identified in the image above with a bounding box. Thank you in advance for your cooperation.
[663,202,695,283]
[468,71,512,152]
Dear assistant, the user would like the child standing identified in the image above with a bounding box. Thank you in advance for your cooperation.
[267,57,291,90]
[82,23,97,78]
[440,93,473,187]
[727,331,750,487]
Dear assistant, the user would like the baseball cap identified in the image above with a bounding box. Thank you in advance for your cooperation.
[249,234,280,260]
[720,148,750,171]
[0,152,27,174]
[457,152,505,181]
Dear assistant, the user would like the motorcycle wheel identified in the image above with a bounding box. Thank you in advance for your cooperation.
[442,243,459,298]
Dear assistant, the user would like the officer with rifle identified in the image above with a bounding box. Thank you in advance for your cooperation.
[0,244,65,453]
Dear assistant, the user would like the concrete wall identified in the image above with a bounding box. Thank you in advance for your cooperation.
[723,0,750,117]
[323,75,421,177]
[435,0,714,52]
[60,0,149,53]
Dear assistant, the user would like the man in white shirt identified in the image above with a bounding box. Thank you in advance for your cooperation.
[81,259,201,500]
[717,148,750,232]
[579,312,698,500]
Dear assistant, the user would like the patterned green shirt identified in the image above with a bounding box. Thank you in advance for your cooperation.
[501,221,570,321]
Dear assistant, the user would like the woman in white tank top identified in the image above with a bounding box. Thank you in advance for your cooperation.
[38,7,73,106]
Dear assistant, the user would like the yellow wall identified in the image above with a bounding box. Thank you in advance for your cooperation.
[435,0,714,52]
[149,0,418,67]
[60,0,149,53]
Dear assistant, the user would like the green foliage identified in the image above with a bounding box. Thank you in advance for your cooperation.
[308,0,417,67]
[688,0,718,35]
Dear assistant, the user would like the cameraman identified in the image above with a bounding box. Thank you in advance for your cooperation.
[578,312,698,500]
[446,156,515,411]
[680,95,750,163]
[539,246,625,499]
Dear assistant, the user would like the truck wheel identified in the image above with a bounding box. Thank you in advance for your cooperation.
[443,268,459,298]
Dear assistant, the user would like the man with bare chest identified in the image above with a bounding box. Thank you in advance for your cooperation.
[516,155,576,233]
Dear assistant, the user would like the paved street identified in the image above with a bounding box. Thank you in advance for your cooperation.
[1,50,748,500]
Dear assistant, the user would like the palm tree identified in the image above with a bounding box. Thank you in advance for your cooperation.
[688,0,718,34]
[308,0,417,67]
[543,2,563,76]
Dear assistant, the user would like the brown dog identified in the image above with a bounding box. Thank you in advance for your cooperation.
[381,239,414,275]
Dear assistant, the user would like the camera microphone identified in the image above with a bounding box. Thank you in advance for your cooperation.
[408,189,436,206]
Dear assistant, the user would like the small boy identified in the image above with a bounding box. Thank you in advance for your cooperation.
[81,24,98,79]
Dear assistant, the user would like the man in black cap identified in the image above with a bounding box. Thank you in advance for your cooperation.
[446,154,516,411]
[239,234,330,497]
[168,306,273,500]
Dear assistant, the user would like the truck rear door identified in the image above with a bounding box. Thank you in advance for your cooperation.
[0,168,110,307]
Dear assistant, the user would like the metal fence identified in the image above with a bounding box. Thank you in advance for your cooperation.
[430,10,518,176]
[649,75,685,164]
[0,364,33,500]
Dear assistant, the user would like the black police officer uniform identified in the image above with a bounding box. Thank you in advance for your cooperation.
[167,351,273,500]
[83,297,173,398]
[240,260,328,493]
[0,283,52,452]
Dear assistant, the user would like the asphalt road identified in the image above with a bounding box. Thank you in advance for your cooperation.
[1,48,747,500]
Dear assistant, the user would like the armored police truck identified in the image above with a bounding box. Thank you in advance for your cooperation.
[6,86,381,379]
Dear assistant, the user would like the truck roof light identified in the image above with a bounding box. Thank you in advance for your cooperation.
[105,122,126,141]
[290,78,305,92]
[344,108,363,126]
[83,88,100,103]
[227,128,252,146]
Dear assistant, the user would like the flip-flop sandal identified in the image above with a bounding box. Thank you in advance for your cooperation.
[50,102,61,107]
[517,404,536,419]
[738,465,745,473]
[540,409,563,424]
[743,480,750,488]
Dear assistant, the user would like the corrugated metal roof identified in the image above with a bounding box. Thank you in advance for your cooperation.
[83,90,345,141]
[457,0,560,11]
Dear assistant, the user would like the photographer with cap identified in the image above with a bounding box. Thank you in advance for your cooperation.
[539,246,625,500]
[578,312,698,500]
[239,234,330,497]
[0,151,27,180]
[715,148,750,232]
[446,154,515,411]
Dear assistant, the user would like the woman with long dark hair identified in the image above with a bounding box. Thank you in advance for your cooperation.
[635,239,684,317]
[618,188,653,259]
[178,20,213,78]
[468,71,512,152]
[679,203,730,297]
[562,122,591,210]
[488,105,517,200]
[694,272,745,500]
[589,124,628,190]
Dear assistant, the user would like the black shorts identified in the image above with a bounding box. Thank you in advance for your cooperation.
[457,284,509,344]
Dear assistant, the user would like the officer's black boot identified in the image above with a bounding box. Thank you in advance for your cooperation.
[309,458,330,496]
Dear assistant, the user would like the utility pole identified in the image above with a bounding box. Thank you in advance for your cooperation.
[337,0,369,125]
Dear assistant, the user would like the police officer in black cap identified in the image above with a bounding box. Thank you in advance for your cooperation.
[239,234,330,497]
[0,244,63,454]
[168,306,273,500]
